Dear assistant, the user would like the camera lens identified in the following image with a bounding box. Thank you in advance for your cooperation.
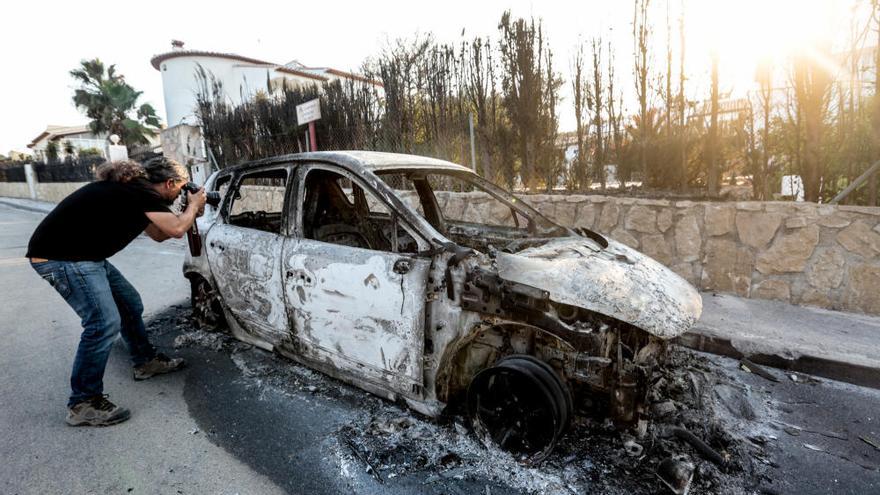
[205,191,221,207]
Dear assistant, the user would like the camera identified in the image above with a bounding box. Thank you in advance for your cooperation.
[180,181,221,258]
[182,182,222,207]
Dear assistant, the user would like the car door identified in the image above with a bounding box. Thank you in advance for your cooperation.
[205,166,291,348]
[281,164,430,396]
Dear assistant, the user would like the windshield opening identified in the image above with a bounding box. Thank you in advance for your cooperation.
[376,169,566,252]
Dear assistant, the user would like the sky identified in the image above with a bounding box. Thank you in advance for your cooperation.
[0,0,860,155]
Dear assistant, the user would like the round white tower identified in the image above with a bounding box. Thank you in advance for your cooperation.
[151,41,276,126]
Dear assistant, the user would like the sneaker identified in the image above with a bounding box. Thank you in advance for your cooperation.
[133,353,187,381]
[66,395,131,427]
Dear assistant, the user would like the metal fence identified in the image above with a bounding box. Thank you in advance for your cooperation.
[0,157,104,183]
[0,163,26,182]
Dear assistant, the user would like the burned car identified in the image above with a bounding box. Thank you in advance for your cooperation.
[183,151,702,463]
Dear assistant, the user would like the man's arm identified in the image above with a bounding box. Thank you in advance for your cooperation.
[145,189,207,239]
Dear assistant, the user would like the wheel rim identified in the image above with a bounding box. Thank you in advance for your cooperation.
[468,356,570,464]
[517,355,574,428]
[192,280,224,330]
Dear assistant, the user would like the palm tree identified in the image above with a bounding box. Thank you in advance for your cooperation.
[70,59,162,150]
[45,141,59,163]
[63,140,76,162]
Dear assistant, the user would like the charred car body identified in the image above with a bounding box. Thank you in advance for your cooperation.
[183,151,703,462]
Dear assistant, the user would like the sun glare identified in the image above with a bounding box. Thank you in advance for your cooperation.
[684,0,848,91]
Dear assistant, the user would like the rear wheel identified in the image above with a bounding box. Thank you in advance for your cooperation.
[467,354,572,464]
[190,277,226,332]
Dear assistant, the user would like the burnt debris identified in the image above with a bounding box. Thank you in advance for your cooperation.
[168,307,771,494]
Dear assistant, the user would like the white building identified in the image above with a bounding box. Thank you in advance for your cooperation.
[151,40,379,181]
[27,125,108,161]
[6,150,32,161]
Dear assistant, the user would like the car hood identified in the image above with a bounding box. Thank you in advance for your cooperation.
[494,236,702,339]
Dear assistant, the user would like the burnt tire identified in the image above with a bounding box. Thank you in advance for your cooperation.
[190,277,227,332]
[467,354,572,464]
[516,355,574,429]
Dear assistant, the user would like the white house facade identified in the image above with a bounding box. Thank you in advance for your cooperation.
[151,41,378,127]
[27,125,108,161]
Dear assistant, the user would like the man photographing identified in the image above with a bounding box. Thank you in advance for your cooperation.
[27,157,207,426]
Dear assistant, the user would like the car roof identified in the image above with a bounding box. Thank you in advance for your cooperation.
[219,151,473,176]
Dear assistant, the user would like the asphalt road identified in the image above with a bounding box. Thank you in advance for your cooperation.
[2,202,879,495]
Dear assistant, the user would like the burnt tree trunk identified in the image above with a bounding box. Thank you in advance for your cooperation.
[707,52,720,197]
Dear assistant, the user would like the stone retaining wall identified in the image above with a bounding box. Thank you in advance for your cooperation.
[0,181,88,203]
[456,193,880,315]
[3,182,878,314]
[34,182,88,203]
[0,182,33,199]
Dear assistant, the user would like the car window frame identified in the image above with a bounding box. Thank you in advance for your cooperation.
[292,162,431,253]
[220,164,295,236]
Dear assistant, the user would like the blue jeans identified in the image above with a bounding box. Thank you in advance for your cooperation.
[31,260,157,407]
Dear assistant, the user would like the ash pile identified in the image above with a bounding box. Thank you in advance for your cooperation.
[338,348,776,495]
[166,311,776,494]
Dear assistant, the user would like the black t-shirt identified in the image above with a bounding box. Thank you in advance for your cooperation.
[27,180,172,261]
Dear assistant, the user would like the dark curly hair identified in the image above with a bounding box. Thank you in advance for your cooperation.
[95,157,188,184]
[142,157,189,183]
[95,160,147,183]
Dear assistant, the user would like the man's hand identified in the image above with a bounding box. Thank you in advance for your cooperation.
[188,188,207,210]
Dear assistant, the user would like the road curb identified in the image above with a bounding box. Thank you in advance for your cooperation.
[676,331,880,390]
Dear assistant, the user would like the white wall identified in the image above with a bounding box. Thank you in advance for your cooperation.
[158,55,377,128]
[0,182,32,199]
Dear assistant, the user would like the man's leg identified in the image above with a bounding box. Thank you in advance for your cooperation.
[104,261,156,366]
[32,260,130,425]
[62,262,126,404]
[103,261,186,380]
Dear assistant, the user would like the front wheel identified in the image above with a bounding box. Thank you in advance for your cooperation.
[467,354,572,464]
[190,277,226,332]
